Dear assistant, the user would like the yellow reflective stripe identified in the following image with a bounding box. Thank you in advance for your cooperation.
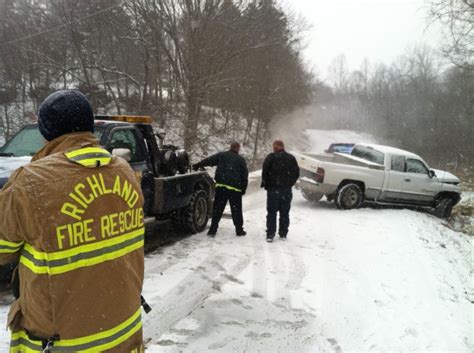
[65,147,112,168]
[65,147,109,159]
[215,183,242,192]
[75,157,112,167]
[10,308,142,352]
[31,227,144,260]
[10,331,42,352]
[0,240,24,247]
[0,240,24,254]
[20,227,144,275]
[55,308,142,351]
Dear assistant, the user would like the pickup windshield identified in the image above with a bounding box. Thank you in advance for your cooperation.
[0,125,105,157]
[351,145,385,165]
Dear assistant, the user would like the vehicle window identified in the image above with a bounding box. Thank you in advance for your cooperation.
[93,126,105,139]
[406,159,429,175]
[0,125,105,157]
[351,146,385,165]
[108,129,144,163]
[330,144,354,154]
[391,155,406,172]
[0,126,44,157]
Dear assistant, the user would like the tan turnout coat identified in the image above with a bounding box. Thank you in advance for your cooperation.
[0,132,145,352]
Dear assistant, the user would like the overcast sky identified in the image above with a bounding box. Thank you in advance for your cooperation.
[281,0,442,78]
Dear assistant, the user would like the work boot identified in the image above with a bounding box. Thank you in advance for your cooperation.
[236,229,247,236]
[207,229,217,237]
[266,234,274,243]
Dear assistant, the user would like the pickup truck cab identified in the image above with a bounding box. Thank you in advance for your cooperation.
[295,143,461,218]
[0,116,214,233]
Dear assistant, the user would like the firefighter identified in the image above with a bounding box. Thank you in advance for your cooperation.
[0,90,145,352]
[261,140,300,242]
[193,142,248,237]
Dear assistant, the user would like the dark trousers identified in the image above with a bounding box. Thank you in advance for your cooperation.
[266,187,293,237]
[210,187,244,232]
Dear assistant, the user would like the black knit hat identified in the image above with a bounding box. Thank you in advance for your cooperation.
[38,90,94,141]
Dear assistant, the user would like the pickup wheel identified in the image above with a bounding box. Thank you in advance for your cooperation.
[434,197,454,219]
[301,188,324,202]
[182,189,209,234]
[336,183,363,210]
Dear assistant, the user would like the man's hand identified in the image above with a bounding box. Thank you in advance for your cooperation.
[242,189,246,196]
[260,181,265,189]
[192,164,200,171]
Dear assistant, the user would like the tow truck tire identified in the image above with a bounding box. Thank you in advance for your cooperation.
[161,150,178,176]
[176,149,190,174]
[182,189,209,234]
[336,183,363,210]
[434,197,454,219]
[301,188,324,202]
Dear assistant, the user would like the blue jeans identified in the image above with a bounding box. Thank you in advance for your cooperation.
[266,188,292,237]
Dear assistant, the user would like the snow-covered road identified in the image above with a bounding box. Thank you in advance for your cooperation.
[0,130,471,352]
[141,130,472,353]
[142,192,472,353]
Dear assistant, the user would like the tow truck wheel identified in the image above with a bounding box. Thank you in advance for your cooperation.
[301,188,324,202]
[183,189,209,234]
[336,183,363,210]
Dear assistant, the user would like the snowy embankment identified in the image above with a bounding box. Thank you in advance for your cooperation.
[0,129,471,352]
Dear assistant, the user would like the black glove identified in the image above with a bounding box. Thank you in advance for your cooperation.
[260,181,265,189]
[192,164,200,171]
[242,189,246,196]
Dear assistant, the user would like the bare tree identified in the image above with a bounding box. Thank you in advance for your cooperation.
[428,0,474,69]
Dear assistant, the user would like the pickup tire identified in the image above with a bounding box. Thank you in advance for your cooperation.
[434,197,454,219]
[336,183,363,210]
[182,189,210,234]
[301,188,324,202]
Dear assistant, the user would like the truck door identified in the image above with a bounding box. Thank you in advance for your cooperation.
[400,158,437,205]
[106,127,154,214]
[381,155,406,201]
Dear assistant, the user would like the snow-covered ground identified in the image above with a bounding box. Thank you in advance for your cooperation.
[0,130,472,352]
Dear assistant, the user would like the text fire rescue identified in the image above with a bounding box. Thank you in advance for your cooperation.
[56,172,143,250]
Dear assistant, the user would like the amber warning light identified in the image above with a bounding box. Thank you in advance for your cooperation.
[95,115,153,124]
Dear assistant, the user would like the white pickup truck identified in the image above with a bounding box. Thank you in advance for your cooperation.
[295,143,461,218]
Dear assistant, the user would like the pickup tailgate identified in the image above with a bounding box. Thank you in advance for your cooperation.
[294,151,323,174]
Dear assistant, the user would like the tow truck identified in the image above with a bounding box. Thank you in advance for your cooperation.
[0,115,214,240]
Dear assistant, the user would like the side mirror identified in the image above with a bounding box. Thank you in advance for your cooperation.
[112,148,132,162]
[429,170,436,178]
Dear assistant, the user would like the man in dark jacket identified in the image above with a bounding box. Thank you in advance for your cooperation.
[193,142,248,237]
[261,140,299,242]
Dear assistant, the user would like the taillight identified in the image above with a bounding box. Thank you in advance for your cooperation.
[315,167,325,183]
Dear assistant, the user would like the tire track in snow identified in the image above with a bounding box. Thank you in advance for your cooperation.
[143,231,256,345]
